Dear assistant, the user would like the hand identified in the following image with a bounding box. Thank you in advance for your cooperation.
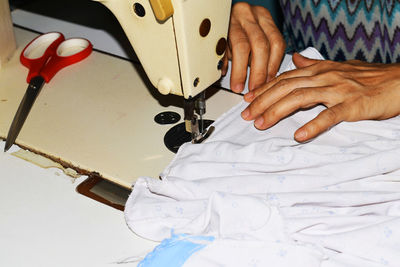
[241,53,400,142]
[222,2,286,93]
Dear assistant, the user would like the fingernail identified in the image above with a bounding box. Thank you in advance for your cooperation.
[295,130,307,141]
[241,109,250,119]
[233,83,244,93]
[244,91,254,101]
[254,117,264,128]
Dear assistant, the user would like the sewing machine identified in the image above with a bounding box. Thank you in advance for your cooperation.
[94,0,232,142]
[1,0,242,188]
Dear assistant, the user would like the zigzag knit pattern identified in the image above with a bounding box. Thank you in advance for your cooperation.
[280,0,400,63]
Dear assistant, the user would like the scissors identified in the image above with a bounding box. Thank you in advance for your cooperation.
[4,32,92,152]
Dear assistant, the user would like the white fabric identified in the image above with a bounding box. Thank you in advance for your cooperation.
[125,48,400,266]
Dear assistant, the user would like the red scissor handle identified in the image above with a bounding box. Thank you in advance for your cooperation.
[40,38,93,82]
[20,32,65,83]
[20,32,93,83]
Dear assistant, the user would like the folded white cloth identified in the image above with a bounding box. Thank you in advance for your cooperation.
[126,48,400,267]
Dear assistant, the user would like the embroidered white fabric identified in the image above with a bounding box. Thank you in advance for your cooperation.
[125,48,400,267]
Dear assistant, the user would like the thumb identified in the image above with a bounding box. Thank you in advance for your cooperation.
[292,53,319,68]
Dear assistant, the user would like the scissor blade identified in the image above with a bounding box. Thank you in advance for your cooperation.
[4,76,45,152]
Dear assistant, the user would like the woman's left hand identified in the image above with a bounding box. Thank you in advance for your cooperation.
[241,53,400,142]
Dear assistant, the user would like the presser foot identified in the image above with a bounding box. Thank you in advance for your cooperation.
[194,125,215,144]
[184,92,214,144]
[185,118,215,144]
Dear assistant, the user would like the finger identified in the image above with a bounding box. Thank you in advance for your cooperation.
[221,47,231,76]
[241,77,323,120]
[244,59,341,103]
[253,87,331,130]
[259,21,286,82]
[292,53,321,68]
[250,5,285,82]
[294,103,347,142]
[222,54,228,76]
[265,31,286,82]
[244,67,317,103]
[229,23,251,93]
[346,59,382,69]
[293,55,363,77]
[245,22,270,91]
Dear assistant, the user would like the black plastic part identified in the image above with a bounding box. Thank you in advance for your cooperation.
[154,111,181,125]
[164,120,214,153]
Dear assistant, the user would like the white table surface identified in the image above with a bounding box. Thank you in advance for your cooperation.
[0,141,157,267]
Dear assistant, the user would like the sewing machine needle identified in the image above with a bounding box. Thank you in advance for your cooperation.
[200,114,204,133]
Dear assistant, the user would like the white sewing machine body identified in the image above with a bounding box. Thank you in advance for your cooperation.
[95,0,232,99]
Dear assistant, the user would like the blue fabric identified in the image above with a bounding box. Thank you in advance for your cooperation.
[138,233,215,267]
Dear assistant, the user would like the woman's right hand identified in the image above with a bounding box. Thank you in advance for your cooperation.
[223,2,286,93]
